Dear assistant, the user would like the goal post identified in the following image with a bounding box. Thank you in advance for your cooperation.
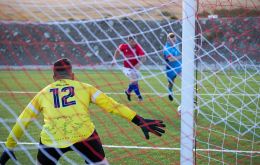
[181,0,196,164]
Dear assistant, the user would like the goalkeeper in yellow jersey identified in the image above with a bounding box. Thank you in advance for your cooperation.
[0,58,166,165]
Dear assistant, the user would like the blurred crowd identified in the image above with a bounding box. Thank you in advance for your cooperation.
[0,17,259,66]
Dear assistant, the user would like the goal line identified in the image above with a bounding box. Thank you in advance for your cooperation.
[0,91,258,97]
[0,141,259,154]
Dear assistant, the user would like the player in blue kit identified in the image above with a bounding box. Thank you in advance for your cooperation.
[163,33,182,101]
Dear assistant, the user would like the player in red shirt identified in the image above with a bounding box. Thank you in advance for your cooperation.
[113,35,146,101]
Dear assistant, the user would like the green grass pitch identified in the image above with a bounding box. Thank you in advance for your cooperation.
[0,70,259,164]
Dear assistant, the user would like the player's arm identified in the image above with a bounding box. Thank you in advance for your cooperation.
[164,47,181,62]
[0,95,41,164]
[135,56,146,70]
[90,87,136,120]
[112,45,122,66]
[168,55,182,62]
[5,98,41,149]
[135,44,146,69]
[89,86,166,139]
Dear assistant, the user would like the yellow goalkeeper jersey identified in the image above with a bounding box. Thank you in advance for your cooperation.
[5,79,136,149]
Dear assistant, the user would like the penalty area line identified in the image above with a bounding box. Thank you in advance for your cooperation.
[0,141,179,151]
[0,91,258,96]
[0,91,167,96]
[0,142,259,154]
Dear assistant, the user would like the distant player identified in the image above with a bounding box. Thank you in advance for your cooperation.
[163,33,182,101]
[0,58,165,165]
[113,35,146,101]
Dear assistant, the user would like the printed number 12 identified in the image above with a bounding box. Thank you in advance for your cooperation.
[50,86,76,108]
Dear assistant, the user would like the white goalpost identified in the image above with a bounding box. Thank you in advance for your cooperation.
[180,0,196,164]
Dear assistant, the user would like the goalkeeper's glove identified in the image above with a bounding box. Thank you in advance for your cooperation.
[131,115,166,139]
[0,148,17,165]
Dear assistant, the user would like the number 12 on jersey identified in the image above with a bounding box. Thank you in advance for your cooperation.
[50,86,76,108]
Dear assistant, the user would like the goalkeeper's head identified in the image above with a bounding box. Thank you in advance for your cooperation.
[53,58,74,81]
[167,32,177,45]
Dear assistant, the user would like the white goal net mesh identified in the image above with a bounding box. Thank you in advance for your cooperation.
[0,0,259,164]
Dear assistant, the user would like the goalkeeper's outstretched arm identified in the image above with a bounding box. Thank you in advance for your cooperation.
[89,86,166,139]
[0,94,41,164]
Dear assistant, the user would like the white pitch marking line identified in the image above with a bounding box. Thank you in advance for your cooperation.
[0,91,37,94]
[0,91,166,95]
[0,142,259,154]
[0,91,258,96]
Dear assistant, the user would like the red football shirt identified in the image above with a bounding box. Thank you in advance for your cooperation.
[118,43,145,68]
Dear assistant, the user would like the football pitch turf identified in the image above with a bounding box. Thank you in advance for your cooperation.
[0,70,259,164]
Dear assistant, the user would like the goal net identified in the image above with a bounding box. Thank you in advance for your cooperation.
[194,1,259,164]
[0,0,259,164]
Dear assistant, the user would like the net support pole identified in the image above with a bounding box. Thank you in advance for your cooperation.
[181,0,196,165]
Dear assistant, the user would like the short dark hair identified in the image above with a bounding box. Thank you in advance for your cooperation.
[168,33,175,39]
[127,35,136,41]
[53,58,72,76]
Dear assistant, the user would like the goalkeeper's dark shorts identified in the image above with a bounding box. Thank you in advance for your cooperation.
[37,130,105,165]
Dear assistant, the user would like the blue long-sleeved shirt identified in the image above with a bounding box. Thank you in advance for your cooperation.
[163,42,182,74]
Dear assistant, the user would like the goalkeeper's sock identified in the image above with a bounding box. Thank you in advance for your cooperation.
[168,87,173,101]
[168,87,173,94]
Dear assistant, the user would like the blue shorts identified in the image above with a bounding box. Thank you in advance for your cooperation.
[166,68,181,83]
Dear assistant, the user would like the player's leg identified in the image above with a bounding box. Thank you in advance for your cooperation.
[166,70,177,101]
[124,80,142,101]
[72,130,108,165]
[125,79,134,101]
[123,68,143,101]
[130,69,143,101]
[133,81,143,101]
[36,140,70,165]
[123,68,134,101]
[168,79,174,101]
